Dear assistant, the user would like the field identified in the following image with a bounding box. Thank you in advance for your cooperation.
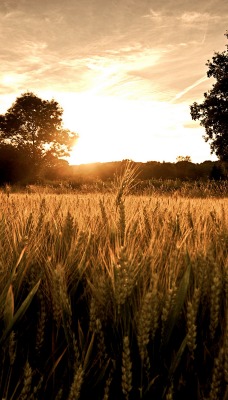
[0,175,227,399]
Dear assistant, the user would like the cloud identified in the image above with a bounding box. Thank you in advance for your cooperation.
[179,11,221,24]
[142,9,162,20]
[171,76,208,102]
[0,1,227,124]
[183,121,200,129]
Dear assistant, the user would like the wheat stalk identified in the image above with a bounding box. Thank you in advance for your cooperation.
[209,268,222,339]
[68,364,84,400]
[186,287,200,357]
[35,292,46,353]
[209,347,224,400]
[122,335,132,400]
[114,246,135,312]
[19,361,32,400]
[137,273,158,361]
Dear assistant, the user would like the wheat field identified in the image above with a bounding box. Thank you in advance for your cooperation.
[0,177,227,399]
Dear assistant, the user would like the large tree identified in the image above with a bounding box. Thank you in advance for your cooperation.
[190,32,228,161]
[0,92,78,179]
[0,144,30,184]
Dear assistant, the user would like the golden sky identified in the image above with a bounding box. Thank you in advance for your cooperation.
[0,0,227,164]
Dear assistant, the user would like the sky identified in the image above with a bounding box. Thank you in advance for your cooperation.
[0,0,227,165]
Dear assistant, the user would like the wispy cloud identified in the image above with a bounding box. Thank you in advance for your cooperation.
[1,0,227,99]
[0,0,227,162]
[171,75,209,102]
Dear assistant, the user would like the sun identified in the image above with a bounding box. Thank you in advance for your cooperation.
[63,93,177,165]
[60,92,203,165]
[63,93,133,165]
[69,135,113,165]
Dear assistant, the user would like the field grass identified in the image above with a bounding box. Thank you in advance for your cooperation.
[0,177,227,399]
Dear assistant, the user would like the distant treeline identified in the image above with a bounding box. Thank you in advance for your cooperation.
[0,156,227,186]
[65,160,228,183]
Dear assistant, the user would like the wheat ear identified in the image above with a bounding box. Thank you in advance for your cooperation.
[122,335,132,400]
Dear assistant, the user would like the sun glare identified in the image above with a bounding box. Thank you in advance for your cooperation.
[70,135,113,165]
[60,92,206,165]
[63,94,129,165]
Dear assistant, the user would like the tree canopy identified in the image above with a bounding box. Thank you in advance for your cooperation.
[0,144,30,184]
[176,155,192,163]
[0,92,78,180]
[190,32,228,161]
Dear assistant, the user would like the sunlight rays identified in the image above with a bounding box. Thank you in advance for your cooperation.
[59,92,212,165]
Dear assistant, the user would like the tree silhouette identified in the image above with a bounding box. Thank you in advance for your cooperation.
[0,144,30,184]
[176,155,192,163]
[190,32,228,161]
[0,92,78,180]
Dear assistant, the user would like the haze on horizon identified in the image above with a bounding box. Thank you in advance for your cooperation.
[0,0,227,165]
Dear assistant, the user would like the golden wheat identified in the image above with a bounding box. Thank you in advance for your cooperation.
[68,364,84,400]
[122,335,132,400]
[209,347,225,400]
[0,186,227,399]
[19,361,32,400]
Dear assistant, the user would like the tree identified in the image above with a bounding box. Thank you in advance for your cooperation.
[0,144,30,184]
[209,163,226,180]
[190,32,228,161]
[176,155,192,163]
[0,92,78,180]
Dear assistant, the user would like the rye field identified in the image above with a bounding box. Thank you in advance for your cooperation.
[0,176,227,399]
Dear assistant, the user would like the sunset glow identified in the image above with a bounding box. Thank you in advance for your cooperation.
[61,93,215,165]
[1,0,227,164]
